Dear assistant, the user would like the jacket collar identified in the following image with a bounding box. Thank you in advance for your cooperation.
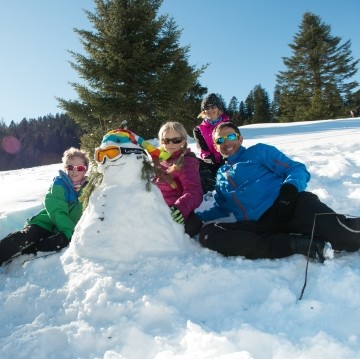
[226,146,246,166]
[58,170,80,202]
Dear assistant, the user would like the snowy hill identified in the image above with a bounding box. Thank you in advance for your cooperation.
[1,118,360,359]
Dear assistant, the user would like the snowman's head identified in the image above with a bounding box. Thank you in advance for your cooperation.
[94,129,147,174]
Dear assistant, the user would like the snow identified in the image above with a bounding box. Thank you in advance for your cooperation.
[1,118,360,359]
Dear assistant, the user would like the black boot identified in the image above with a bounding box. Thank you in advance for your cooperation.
[289,235,333,263]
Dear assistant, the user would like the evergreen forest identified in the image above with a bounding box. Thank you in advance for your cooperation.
[0,114,82,171]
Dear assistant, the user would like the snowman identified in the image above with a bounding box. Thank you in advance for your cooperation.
[70,129,186,263]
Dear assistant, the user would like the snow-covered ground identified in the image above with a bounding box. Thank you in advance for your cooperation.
[1,118,360,359]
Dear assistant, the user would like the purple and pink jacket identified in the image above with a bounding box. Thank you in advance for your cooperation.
[153,148,203,220]
[193,113,230,163]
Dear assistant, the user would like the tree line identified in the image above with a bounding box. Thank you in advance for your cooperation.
[0,114,82,171]
[1,1,360,171]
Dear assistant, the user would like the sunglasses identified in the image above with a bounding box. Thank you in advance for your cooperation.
[161,137,183,145]
[65,164,87,172]
[214,133,240,145]
[94,145,146,164]
[204,105,218,111]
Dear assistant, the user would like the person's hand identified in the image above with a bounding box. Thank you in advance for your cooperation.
[273,183,298,222]
[170,207,185,224]
[20,242,37,255]
[20,232,69,255]
[36,232,69,252]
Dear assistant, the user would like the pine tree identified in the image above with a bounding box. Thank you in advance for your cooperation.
[270,86,281,123]
[347,89,360,117]
[238,101,247,125]
[252,84,272,123]
[245,90,254,123]
[57,0,205,154]
[227,96,240,123]
[276,12,359,122]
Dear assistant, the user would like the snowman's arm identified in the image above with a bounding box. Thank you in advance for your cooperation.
[136,137,171,161]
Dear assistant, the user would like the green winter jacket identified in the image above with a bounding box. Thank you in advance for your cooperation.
[27,170,85,240]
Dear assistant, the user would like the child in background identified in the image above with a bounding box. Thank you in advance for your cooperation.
[193,93,230,193]
[0,147,89,266]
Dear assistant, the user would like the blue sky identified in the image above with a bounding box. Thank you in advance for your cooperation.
[1,0,359,125]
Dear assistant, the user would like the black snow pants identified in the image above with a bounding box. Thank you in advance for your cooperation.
[0,224,69,266]
[199,191,360,258]
[185,211,204,238]
[199,221,307,259]
[198,159,221,194]
[260,191,360,252]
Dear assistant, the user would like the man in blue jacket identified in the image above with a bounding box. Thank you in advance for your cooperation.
[196,122,360,259]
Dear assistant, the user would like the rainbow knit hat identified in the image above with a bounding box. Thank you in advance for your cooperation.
[101,128,171,161]
[101,129,138,147]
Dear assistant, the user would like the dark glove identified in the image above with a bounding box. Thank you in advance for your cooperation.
[170,207,185,224]
[203,154,215,165]
[21,242,38,255]
[36,232,69,253]
[273,184,298,222]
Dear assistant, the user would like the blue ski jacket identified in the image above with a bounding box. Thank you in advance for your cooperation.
[197,143,310,222]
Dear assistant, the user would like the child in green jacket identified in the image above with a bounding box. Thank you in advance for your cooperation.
[0,147,89,266]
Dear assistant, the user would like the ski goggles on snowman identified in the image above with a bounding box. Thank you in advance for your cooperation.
[94,145,146,164]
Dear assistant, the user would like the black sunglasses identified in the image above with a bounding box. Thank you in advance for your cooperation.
[204,105,218,111]
[161,137,183,145]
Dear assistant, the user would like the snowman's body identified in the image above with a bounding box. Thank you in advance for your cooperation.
[70,137,185,263]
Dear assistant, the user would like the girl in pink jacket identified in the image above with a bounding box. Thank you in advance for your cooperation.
[193,93,230,193]
[132,122,203,237]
